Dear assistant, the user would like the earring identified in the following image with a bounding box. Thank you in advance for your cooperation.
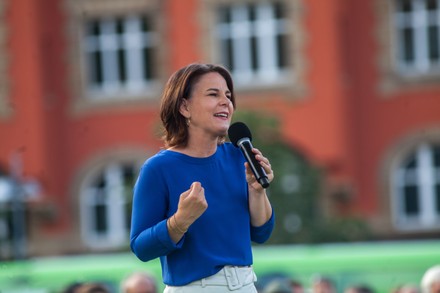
[186,117,191,126]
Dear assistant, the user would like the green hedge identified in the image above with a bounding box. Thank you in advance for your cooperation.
[0,240,438,293]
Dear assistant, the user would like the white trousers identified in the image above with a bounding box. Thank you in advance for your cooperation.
[164,266,258,292]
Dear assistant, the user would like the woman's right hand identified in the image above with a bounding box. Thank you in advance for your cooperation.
[173,182,208,232]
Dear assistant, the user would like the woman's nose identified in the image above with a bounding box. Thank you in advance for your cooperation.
[220,94,231,105]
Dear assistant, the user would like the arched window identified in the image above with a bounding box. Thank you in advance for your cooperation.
[80,161,139,249]
[392,143,440,230]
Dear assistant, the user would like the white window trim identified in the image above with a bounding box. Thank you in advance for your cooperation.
[79,161,140,249]
[376,0,440,94]
[85,16,159,98]
[216,2,289,85]
[199,0,307,95]
[394,0,440,75]
[391,143,440,231]
[72,147,147,251]
[65,0,165,114]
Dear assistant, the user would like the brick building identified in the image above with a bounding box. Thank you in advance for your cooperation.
[0,0,439,258]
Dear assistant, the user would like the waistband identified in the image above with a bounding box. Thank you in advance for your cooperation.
[188,266,257,291]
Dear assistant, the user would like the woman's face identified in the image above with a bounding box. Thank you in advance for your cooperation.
[181,72,234,140]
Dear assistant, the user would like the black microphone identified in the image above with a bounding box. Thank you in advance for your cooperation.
[228,122,270,189]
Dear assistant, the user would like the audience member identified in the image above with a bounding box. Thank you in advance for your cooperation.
[400,284,420,293]
[61,282,84,293]
[312,276,337,293]
[421,265,440,293]
[121,271,157,293]
[345,284,375,293]
[263,278,292,293]
[75,282,111,293]
[290,280,305,293]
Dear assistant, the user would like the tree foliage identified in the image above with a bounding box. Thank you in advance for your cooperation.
[232,111,371,244]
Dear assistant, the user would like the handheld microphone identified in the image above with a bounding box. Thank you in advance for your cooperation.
[228,122,270,189]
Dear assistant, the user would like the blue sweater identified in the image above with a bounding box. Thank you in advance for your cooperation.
[130,143,274,286]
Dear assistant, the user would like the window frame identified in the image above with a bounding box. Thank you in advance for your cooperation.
[376,0,440,93]
[66,0,164,113]
[215,2,291,85]
[394,0,440,75]
[199,0,307,95]
[83,15,158,98]
[78,156,143,250]
[391,142,440,231]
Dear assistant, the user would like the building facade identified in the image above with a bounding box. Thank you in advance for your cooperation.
[0,0,439,258]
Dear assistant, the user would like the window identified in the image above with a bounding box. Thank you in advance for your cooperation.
[392,143,440,230]
[394,0,440,74]
[215,1,290,85]
[67,0,163,107]
[84,15,158,98]
[80,162,138,249]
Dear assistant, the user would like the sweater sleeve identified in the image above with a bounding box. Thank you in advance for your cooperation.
[250,208,275,244]
[130,163,184,262]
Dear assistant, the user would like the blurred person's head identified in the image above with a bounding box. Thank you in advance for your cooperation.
[62,282,84,293]
[121,271,157,293]
[421,265,440,293]
[291,280,304,293]
[263,278,292,293]
[75,282,110,293]
[400,284,420,293]
[312,276,336,293]
[344,284,375,293]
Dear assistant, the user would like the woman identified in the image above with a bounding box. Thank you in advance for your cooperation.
[130,63,275,292]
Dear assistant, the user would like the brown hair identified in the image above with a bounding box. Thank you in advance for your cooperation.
[160,63,236,148]
[75,283,110,293]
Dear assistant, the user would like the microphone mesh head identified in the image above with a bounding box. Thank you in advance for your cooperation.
[228,122,252,147]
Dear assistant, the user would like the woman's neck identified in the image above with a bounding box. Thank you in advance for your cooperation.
[169,137,218,158]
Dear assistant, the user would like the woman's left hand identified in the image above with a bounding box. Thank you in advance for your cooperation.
[245,148,274,192]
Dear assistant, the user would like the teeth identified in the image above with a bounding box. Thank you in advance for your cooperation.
[215,113,228,118]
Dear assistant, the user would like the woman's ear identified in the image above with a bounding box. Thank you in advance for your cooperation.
[179,99,190,118]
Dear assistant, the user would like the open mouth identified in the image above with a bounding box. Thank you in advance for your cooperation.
[214,112,228,118]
